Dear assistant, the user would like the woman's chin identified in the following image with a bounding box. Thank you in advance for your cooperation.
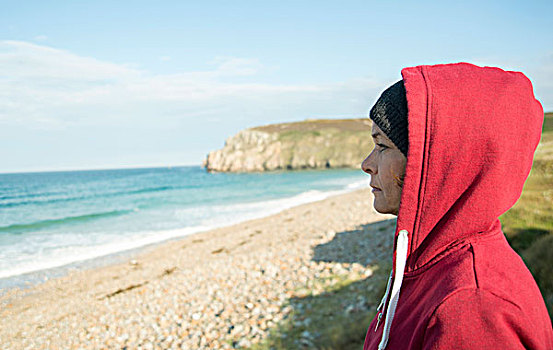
[373,204,388,214]
[373,202,397,216]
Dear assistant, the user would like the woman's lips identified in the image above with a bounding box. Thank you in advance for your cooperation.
[371,187,381,192]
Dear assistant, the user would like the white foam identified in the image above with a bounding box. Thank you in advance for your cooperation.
[347,178,370,190]
[0,225,212,279]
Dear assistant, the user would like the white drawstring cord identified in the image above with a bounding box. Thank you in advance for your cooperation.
[377,271,393,312]
[378,229,409,350]
[375,270,393,331]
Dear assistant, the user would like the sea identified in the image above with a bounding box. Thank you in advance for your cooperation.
[0,166,369,289]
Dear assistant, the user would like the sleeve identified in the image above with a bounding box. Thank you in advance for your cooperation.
[422,289,538,350]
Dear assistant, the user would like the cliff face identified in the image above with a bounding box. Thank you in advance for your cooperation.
[203,118,374,172]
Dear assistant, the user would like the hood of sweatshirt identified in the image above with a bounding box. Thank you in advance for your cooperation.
[395,62,544,273]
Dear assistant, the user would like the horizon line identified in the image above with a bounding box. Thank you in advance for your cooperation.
[0,163,203,175]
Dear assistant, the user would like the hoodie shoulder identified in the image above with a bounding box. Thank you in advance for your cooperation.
[471,234,552,327]
[423,288,542,350]
[420,235,553,350]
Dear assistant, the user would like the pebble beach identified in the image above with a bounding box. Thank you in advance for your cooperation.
[0,188,397,349]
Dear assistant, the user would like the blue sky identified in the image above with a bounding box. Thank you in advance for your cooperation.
[1,0,552,172]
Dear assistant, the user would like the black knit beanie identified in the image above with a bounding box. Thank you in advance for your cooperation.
[369,80,409,157]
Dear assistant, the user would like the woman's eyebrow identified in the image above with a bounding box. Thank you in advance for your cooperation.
[371,132,382,139]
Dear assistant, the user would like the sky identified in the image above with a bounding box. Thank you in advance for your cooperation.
[1,0,552,173]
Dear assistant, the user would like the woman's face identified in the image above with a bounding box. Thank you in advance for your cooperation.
[361,124,407,216]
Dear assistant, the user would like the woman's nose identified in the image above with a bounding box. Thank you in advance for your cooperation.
[361,149,377,174]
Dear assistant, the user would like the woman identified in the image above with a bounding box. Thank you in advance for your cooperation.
[361,63,553,349]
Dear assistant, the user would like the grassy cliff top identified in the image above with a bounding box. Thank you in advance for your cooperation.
[251,118,372,134]
[249,112,552,134]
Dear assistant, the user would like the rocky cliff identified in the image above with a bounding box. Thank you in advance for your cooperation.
[203,118,374,172]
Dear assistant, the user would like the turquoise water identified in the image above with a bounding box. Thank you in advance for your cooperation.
[0,166,369,282]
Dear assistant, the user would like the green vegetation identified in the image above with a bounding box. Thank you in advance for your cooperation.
[500,112,553,318]
[542,112,553,132]
[252,118,373,134]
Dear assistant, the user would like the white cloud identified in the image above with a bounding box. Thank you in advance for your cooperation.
[0,41,139,81]
[0,41,383,131]
[210,56,264,76]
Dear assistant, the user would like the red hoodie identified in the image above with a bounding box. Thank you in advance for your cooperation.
[363,63,553,350]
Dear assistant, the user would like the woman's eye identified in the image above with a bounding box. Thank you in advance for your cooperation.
[377,143,387,150]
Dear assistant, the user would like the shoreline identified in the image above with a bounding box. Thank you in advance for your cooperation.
[0,188,397,349]
[0,182,368,292]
